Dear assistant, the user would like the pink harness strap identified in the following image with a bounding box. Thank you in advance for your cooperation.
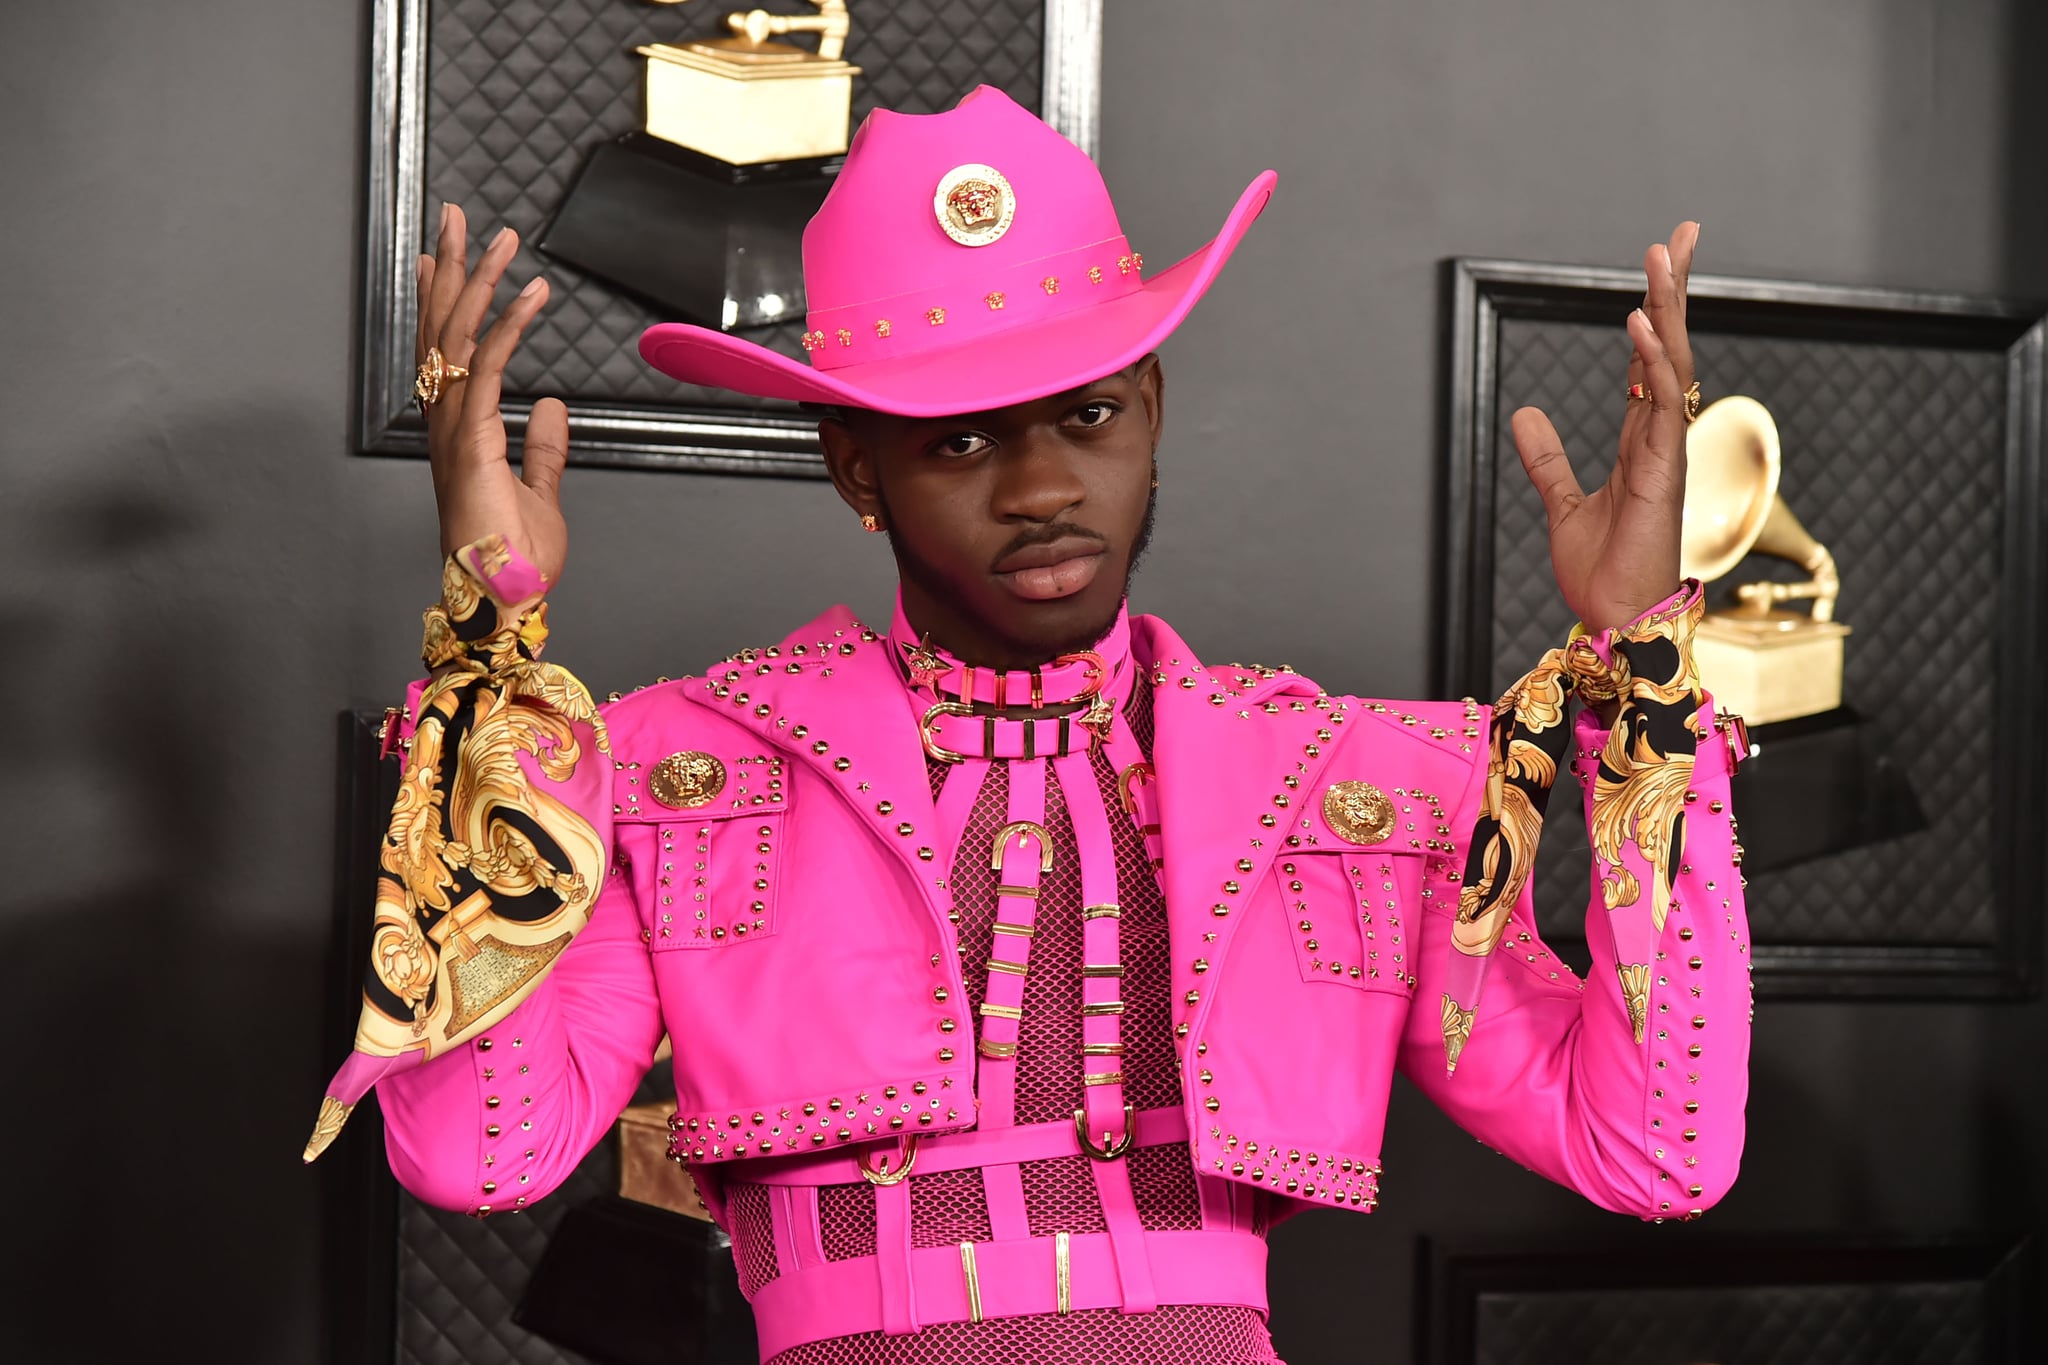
[875,1178,918,1335]
[1056,740,1156,1312]
[740,1107,1190,1187]
[973,756,1049,1248]
[893,643,1111,708]
[975,756,1047,1134]
[756,603,1219,1356]
[747,1228,1270,1361]
[923,709,1106,761]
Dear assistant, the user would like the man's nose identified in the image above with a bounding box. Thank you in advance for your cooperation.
[990,431,1085,522]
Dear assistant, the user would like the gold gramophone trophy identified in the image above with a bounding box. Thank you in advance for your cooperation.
[536,2,860,330]
[638,1,860,166]
[1675,396,1926,873]
[1681,395,1852,726]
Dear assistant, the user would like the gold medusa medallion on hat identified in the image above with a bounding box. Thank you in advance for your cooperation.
[933,162,1016,247]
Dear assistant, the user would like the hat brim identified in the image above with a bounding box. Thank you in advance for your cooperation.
[637,171,1277,419]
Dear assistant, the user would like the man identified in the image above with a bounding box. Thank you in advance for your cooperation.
[307,88,1750,1364]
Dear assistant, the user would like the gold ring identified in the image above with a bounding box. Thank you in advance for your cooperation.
[1683,380,1702,423]
[1626,382,1649,401]
[413,346,471,414]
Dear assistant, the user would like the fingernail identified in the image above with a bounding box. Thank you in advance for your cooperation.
[519,276,545,298]
[439,201,451,233]
[492,225,514,250]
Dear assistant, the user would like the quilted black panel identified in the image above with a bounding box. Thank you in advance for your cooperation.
[395,1057,691,1363]
[1473,1279,1989,1365]
[399,1138,619,1365]
[425,0,1044,408]
[1486,318,2007,947]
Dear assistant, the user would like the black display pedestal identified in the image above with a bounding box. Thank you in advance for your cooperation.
[515,1195,758,1365]
[539,132,841,330]
[1728,705,1927,873]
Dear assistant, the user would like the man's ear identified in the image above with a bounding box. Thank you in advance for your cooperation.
[1134,352,1166,454]
[817,415,882,522]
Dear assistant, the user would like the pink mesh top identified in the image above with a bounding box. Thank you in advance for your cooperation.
[721,682,1285,1365]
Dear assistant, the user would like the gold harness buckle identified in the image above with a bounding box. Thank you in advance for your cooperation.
[1073,1102,1136,1161]
[1715,707,1753,773]
[919,700,977,764]
[857,1135,920,1186]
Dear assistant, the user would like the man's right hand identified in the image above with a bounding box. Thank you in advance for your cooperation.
[418,202,569,585]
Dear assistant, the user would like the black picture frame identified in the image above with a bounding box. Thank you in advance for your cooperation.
[1417,1234,2037,1365]
[353,0,1105,478]
[1439,259,2048,1000]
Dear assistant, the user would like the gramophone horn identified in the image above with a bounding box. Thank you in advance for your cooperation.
[1679,395,1781,582]
[1680,395,1840,622]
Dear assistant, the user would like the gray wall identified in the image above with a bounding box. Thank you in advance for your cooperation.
[1,1,2039,1360]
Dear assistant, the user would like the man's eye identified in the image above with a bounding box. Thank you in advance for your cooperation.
[934,432,993,458]
[1072,402,1119,428]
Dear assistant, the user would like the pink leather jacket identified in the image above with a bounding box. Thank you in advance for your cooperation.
[356,577,1753,1247]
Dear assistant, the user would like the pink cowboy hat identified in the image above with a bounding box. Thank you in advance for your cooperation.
[638,86,1277,417]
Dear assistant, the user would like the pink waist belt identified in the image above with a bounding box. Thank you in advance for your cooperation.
[747,1227,1270,1360]
[722,1105,1272,1359]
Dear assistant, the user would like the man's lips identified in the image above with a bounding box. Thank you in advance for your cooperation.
[991,537,1107,601]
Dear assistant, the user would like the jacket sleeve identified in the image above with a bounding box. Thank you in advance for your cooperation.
[304,535,664,1218]
[1398,586,1753,1220]
[375,866,663,1215]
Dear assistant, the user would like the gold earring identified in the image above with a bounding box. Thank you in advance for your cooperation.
[860,513,883,532]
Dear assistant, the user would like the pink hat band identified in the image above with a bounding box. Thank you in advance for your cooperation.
[638,86,1276,418]
[800,236,1143,371]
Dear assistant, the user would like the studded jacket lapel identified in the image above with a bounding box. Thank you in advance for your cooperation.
[682,606,948,922]
[1136,617,1350,1021]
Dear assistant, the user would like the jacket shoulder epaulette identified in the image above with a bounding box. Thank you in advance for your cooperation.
[1345,695,1490,755]
[592,606,880,813]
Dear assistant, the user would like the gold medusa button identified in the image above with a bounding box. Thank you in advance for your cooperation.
[649,751,727,810]
[1322,780,1395,846]
[934,163,1016,247]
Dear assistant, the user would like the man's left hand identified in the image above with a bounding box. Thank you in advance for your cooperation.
[1512,222,1699,634]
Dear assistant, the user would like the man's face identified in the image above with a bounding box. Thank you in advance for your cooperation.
[818,356,1165,669]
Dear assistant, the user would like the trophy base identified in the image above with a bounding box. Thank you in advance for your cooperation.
[1727,705,1927,874]
[516,1194,758,1365]
[537,133,839,330]
[617,1100,710,1220]
[639,42,858,166]
[1694,609,1852,726]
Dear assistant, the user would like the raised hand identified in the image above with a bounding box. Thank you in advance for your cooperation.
[1511,222,1699,634]
[417,203,570,584]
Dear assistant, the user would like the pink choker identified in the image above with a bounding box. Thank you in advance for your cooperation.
[886,598,1138,765]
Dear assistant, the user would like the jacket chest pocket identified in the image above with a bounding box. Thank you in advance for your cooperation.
[1272,848,1421,994]
[620,801,790,952]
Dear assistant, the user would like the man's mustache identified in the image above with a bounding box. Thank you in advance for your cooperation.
[991,523,1109,563]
